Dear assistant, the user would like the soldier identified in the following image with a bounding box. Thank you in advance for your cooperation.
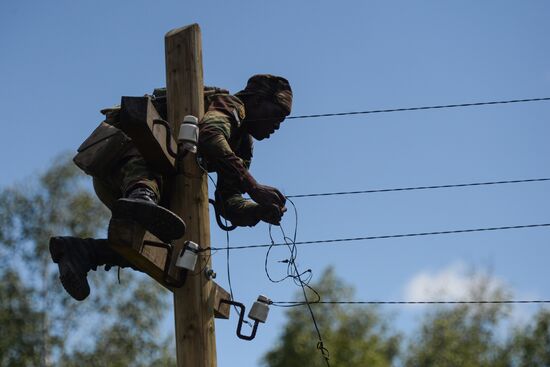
[49,74,292,301]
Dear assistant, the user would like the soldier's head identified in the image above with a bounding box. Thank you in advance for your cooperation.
[236,74,292,140]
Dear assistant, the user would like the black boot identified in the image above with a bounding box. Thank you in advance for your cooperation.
[49,237,137,301]
[113,186,186,242]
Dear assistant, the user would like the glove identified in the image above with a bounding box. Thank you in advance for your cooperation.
[255,204,287,225]
[248,183,286,208]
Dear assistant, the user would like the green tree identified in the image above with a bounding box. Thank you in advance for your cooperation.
[508,309,550,367]
[404,276,512,367]
[0,270,43,366]
[262,267,401,367]
[0,155,175,366]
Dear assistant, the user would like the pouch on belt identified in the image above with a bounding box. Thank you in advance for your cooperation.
[73,121,132,178]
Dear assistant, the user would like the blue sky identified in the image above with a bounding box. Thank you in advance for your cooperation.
[2,1,550,365]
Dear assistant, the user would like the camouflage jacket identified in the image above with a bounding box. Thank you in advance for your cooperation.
[199,90,260,227]
[99,87,260,227]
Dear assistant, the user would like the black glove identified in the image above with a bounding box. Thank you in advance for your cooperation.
[248,184,286,208]
[255,204,287,225]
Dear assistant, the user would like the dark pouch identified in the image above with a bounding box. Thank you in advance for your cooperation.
[73,122,132,178]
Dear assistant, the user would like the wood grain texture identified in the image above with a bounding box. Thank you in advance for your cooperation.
[108,219,230,322]
[165,24,218,367]
[108,218,170,285]
[211,282,231,320]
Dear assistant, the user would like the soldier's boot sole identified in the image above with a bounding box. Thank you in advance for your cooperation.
[113,198,186,242]
[49,237,90,301]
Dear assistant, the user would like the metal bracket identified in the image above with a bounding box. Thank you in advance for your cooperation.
[219,299,260,341]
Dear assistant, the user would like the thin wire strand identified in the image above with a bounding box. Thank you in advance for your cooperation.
[285,97,550,121]
[196,157,249,324]
[271,300,550,306]
[210,223,550,251]
[286,177,550,199]
[266,199,330,366]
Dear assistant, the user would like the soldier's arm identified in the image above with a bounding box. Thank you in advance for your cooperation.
[199,120,257,193]
[199,119,258,226]
[200,128,285,202]
[199,123,283,226]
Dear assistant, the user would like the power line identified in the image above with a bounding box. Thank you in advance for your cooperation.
[286,97,550,121]
[210,223,550,251]
[286,177,550,199]
[271,300,550,307]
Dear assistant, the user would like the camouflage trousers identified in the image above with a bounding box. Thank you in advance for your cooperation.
[93,151,162,210]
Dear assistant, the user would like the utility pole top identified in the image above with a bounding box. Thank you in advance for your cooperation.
[165,24,218,367]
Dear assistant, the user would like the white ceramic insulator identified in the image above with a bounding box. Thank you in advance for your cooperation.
[176,241,199,271]
[178,122,199,144]
[248,295,271,323]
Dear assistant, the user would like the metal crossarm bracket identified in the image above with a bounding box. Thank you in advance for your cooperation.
[219,299,260,341]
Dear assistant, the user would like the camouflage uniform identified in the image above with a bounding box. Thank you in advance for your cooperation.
[51,75,291,301]
[90,109,162,211]
[199,92,258,226]
[94,76,292,227]
[199,75,293,227]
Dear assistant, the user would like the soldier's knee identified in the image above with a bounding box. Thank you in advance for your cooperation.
[93,177,120,210]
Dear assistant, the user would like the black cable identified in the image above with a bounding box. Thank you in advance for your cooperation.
[285,97,550,121]
[210,223,550,251]
[271,300,550,306]
[196,157,248,324]
[264,199,310,285]
[286,177,550,199]
[266,199,330,366]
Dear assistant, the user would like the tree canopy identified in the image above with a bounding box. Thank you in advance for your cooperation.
[262,267,401,367]
[262,267,550,367]
[0,155,175,366]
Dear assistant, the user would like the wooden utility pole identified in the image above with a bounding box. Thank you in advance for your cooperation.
[108,23,229,366]
[165,24,217,367]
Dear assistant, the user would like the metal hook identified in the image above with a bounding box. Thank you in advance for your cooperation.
[219,299,260,341]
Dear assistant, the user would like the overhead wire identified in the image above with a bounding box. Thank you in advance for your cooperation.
[209,223,550,251]
[285,97,550,121]
[286,177,550,199]
[271,299,550,307]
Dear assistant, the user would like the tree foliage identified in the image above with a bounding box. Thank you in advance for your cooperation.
[403,275,512,367]
[263,267,550,367]
[262,267,401,367]
[0,270,44,366]
[509,309,550,367]
[0,155,175,366]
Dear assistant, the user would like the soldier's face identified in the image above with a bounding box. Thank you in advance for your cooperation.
[246,100,286,140]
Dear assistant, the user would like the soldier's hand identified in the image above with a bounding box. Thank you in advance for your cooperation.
[248,184,286,208]
[256,204,287,225]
